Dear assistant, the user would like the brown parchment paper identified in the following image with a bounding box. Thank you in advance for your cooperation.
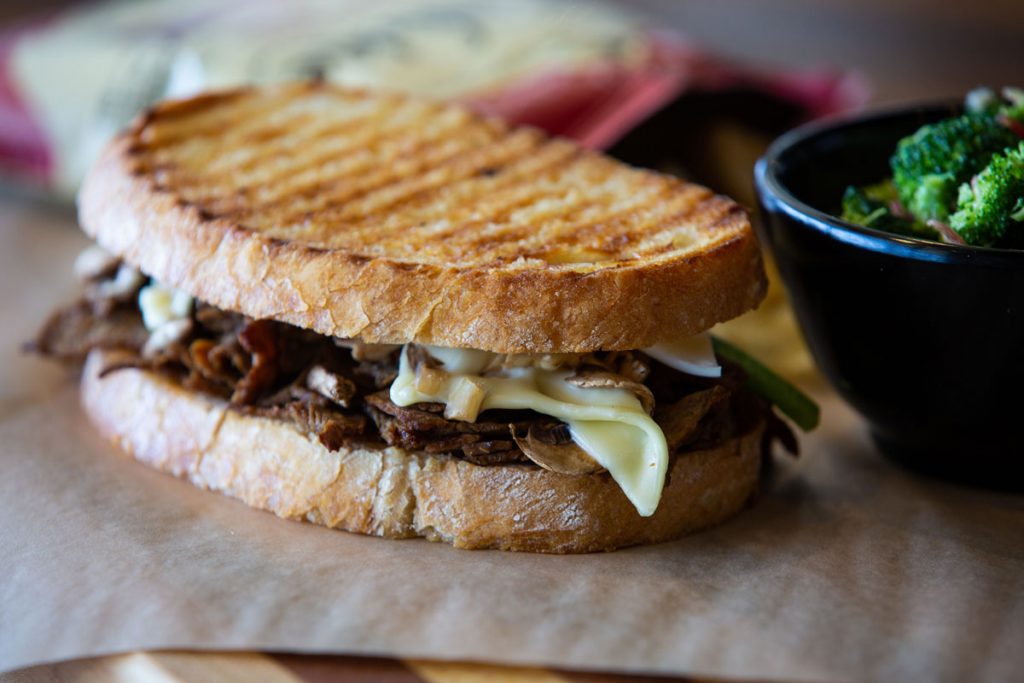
[2,202,1023,683]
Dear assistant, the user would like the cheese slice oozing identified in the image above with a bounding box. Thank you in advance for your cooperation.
[389,338,721,517]
[138,281,194,331]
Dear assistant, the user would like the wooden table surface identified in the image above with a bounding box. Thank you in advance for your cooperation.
[6,652,723,683]
[3,1,1020,681]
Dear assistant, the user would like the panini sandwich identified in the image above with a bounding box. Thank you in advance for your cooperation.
[33,82,807,553]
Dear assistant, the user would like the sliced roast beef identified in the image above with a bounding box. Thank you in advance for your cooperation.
[242,386,368,451]
[31,267,787,465]
[364,391,531,464]
[30,300,149,361]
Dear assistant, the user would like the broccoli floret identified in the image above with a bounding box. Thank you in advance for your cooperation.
[949,141,1024,246]
[890,112,1019,223]
[841,180,937,239]
[841,182,890,225]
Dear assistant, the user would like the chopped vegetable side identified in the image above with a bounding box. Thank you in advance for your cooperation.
[841,87,1024,248]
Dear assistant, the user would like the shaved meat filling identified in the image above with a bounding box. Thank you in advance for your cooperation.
[365,392,532,465]
[31,264,794,465]
[30,300,149,360]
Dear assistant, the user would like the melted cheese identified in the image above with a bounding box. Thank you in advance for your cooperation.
[138,282,194,331]
[390,345,669,516]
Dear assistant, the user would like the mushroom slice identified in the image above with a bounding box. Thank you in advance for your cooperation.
[443,376,486,421]
[612,351,650,383]
[414,364,447,394]
[74,244,120,282]
[92,263,146,303]
[142,318,192,357]
[334,339,401,363]
[653,385,730,451]
[511,423,605,475]
[565,369,655,414]
[306,364,356,407]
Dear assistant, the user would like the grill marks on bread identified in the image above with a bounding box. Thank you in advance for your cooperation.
[127,83,733,267]
[86,83,765,352]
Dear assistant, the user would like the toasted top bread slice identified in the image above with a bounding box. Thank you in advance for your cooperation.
[78,82,765,353]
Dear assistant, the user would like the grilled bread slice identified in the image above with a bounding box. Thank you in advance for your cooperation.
[78,82,766,353]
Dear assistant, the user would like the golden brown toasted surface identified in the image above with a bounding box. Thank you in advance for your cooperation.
[82,350,763,553]
[79,82,766,353]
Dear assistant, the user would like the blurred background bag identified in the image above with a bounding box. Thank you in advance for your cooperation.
[0,0,862,198]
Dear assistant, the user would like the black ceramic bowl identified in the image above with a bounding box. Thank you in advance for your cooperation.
[755,104,1024,489]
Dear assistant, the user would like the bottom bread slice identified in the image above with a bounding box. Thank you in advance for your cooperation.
[81,349,764,553]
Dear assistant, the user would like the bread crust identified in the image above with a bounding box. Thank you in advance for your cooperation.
[81,350,763,553]
[77,83,766,354]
